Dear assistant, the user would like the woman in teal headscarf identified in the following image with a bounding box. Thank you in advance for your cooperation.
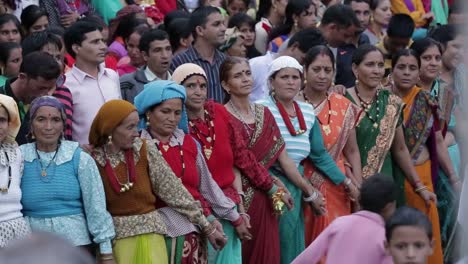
[134,80,250,264]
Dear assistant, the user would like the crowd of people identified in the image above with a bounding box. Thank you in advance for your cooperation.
[0,0,466,263]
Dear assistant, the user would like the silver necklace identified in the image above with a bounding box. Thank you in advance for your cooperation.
[229,100,255,133]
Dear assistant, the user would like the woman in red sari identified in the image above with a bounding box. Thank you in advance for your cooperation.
[220,56,324,264]
[298,46,363,246]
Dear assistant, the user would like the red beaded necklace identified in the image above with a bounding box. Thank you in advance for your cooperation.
[274,96,307,136]
[189,109,216,160]
[104,149,137,194]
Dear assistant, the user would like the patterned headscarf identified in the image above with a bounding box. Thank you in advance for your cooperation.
[89,100,137,147]
[219,27,242,52]
[172,63,207,85]
[29,96,66,124]
[134,80,188,133]
[0,94,20,143]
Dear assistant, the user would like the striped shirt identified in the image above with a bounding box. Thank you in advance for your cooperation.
[171,46,226,103]
[257,96,315,166]
[53,86,73,140]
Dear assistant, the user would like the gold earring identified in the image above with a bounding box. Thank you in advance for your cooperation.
[146,115,150,127]
[107,135,112,145]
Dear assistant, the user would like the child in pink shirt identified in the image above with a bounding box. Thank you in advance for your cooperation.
[292,173,396,264]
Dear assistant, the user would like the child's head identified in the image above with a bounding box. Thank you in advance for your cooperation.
[359,173,397,220]
[385,206,434,264]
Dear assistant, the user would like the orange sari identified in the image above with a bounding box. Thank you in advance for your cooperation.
[401,87,443,264]
[303,93,361,246]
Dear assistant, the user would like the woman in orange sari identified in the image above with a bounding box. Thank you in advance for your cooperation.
[391,49,459,264]
[298,45,363,246]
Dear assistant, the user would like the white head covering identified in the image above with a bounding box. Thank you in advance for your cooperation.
[267,56,303,91]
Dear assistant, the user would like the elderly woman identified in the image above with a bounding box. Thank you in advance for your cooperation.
[19,96,115,262]
[134,80,249,263]
[220,27,247,58]
[89,99,226,264]
[0,94,30,248]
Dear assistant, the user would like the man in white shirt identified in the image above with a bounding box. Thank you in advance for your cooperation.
[64,21,121,145]
[249,28,325,102]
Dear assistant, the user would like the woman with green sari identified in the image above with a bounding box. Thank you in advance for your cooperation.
[345,44,436,206]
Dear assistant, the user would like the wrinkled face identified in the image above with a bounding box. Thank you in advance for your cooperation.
[297,5,316,29]
[144,39,172,77]
[392,55,419,91]
[442,35,464,71]
[183,75,208,113]
[0,106,9,143]
[148,99,183,138]
[74,30,107,65]
[198,12,226,46]
[305,54,334,93]
[238,23,255,47]
[23,76,57,104]
[31,106,63,145]
[386,226,433,264]
[350,1,371,29]
[126,32,144,67]
[373,0,392,27]
[227,0,247,16]
[111,111,139,150]
[0,21,21,44]
[3,47,22,78]
[222,61,253,97]
[227,37,247,57]
[30,15,49,33]
[270,67,302,101]
[419,45,442,83]
[352,50,385,89]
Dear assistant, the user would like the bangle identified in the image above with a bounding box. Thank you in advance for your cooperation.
[100,255,114,261]
[415,185,428,193]
[412,180,422,188]
[303,191,319,202]
[238,191,245,199]
[240,212,250,221]
[232,216,243,227]
[344,162,352,168]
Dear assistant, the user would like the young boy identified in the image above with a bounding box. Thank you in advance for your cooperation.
[292,174,396,264]
[385,206,434,264]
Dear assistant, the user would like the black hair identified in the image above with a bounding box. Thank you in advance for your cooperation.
[64,21,102,59]
[79,14,107,29]
[224,0,250,14]
[111,13,147,45]
[125,24,149,43]
[20,5,47,34]
[386,14,414,38]
[287,28,326,53]
[220,56,249,103]
[352,44,383,65]
[163,10,190,30]
[0,42,21,65]
[47,26,65,38]
[370,0,385,10]
[391,48,420,69]
[22,31,63,56]
[190,6,222,39]
[228,12,256,29]
[359,173,397,213]
[0,14,21,36]
[304,45,335,70]
[428,24,461,47]
[20,51,60,80]
[139,29,169,54]
[410,38,443,59]
[321,4,360,28]
[256,0,273,22]
[269,0,313,42]
[344,0,370,5]
[385,206,433,241]
[168,18,191,52]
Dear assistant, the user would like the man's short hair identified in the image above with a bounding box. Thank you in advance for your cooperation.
[20,51,61,80]
[139,29,170,54]
[321,4,361,29]
[288,28,326,53]
[189,6,222,39]
[387,14,415,39]
[64,21,102,59]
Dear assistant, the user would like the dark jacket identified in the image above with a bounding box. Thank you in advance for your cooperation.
[335,34,370,88]
[120,68,149,104]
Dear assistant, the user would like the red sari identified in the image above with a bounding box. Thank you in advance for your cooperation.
[229,104,284,264]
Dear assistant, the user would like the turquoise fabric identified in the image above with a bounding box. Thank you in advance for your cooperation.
[90,0,123,24]
[431,0,448,25]
[208,219,242,264]
[274,166,305,264]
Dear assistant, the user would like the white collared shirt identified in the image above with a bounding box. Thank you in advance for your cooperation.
[65,63,121,144]
[144,67,172,82]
